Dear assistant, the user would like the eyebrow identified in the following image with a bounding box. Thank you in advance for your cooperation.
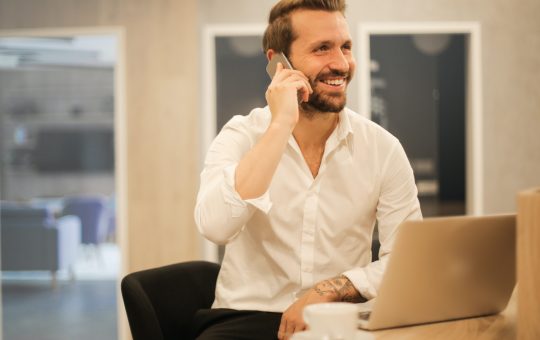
[308,39,353,49]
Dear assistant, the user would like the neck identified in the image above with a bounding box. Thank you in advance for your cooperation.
[293,110,340,149]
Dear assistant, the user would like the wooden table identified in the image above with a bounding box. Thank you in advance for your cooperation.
[367,288,517,340]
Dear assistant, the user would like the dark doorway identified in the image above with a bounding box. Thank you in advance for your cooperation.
[370,34,466,217]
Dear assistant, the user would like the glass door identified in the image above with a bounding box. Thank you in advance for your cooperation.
[0,34,120,340]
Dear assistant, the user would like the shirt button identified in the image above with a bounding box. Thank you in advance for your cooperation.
[303,229,314,236]
[303,267,313,273]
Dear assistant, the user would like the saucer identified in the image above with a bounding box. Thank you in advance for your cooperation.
[291,330,375,340]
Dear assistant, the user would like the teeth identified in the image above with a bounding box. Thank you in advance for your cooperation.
[322,78,345,86]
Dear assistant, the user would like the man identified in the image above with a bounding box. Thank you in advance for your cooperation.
[194,0,422,339]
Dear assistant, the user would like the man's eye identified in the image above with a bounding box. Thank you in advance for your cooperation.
[342,44,352,51]
[316,45,329,52]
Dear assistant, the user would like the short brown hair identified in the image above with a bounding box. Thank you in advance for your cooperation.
[262,0,346,57]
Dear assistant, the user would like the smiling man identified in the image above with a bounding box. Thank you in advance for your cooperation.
[194,0,422,339]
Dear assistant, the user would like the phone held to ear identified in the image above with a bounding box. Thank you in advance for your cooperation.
[266,52,306,103]
[266,52,293,79]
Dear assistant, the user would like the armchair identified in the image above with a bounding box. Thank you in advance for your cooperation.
[0,202,81,284]
[121,261,220,340]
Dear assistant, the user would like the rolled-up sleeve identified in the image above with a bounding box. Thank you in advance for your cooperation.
[195,118,272,245]
[343,141,422,300]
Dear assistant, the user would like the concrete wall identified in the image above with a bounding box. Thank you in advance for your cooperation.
[199,0,540,214]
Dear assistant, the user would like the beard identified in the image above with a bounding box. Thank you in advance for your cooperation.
[300,70,350,117]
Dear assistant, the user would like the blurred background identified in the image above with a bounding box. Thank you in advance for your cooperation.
[0,35,118,339]
[0,0,539,339]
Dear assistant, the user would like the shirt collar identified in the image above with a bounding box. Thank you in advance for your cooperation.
[335,108,355,156]
[280,107,355,154]
[336,108,354,142]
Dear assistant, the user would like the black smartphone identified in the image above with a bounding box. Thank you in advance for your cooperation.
[266,52,293,79]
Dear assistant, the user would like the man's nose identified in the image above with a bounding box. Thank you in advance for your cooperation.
[329,48,349,72]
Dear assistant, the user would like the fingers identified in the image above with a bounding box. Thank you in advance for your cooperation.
[278,317,286,340]
[265,61,312,128]
[289,80,309,92]
[285,319,296,339]
[290,322,306,338]
[278,314,306,339]
[280,72,313,94]
[274,61,284,77]
[277,320,296,340]
[272,64,313,95]
[278,316,295,340]
[289,81,310,104]
[269,73,312,104]
[299,85,310,103]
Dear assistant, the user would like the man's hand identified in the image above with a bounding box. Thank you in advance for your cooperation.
[265,62,312,131]
[277,275,366,340]
[235,62,312,200]
[278,284,334,340]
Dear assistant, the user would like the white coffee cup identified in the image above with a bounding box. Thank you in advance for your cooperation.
[303,302,358,340]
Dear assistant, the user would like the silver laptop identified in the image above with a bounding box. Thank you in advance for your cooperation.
[358,214,516,330]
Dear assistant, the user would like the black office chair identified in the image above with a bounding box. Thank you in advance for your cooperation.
[121,261,220,340]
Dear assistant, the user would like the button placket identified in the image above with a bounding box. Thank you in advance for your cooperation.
[300,186,319,289]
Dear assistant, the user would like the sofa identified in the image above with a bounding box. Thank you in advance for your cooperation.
[1,202,81,284]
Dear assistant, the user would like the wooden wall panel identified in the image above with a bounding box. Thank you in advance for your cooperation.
[517,188,540,339]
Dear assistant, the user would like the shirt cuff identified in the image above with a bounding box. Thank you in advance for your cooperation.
[342,268,378,300]
[222,164,273,217]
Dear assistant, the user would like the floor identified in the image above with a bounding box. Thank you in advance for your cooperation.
[2,280,117,340]
[2,243,119,340]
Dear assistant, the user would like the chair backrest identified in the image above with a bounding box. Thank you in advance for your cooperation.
[62,196,107,244]
[121,261,220,340]
[0,203,54,228]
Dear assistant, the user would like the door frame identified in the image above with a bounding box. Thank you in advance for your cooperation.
[357,22,483,215]
[200,24,266,262]
[0,27,127,340]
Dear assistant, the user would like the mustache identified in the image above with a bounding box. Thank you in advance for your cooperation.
[314,69,350,82]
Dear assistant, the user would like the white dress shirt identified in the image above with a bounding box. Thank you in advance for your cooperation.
[195,106,422,312]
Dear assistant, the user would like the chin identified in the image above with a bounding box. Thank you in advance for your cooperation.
[301,100,345,115]
[305,92,346,113]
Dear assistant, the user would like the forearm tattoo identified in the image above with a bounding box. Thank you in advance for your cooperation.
[314,275,367,303]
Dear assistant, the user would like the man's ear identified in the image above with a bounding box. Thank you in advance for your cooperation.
[266,49,275,62]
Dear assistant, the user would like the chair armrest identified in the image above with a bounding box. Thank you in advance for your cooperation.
[56,215,81,270]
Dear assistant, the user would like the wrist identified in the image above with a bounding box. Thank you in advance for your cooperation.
[314,275,366,303]
[313,280,341,302]
[270,108,297,130]
[268,119,295,135]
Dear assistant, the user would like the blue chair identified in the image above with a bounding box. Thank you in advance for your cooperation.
[62,196,108,246]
